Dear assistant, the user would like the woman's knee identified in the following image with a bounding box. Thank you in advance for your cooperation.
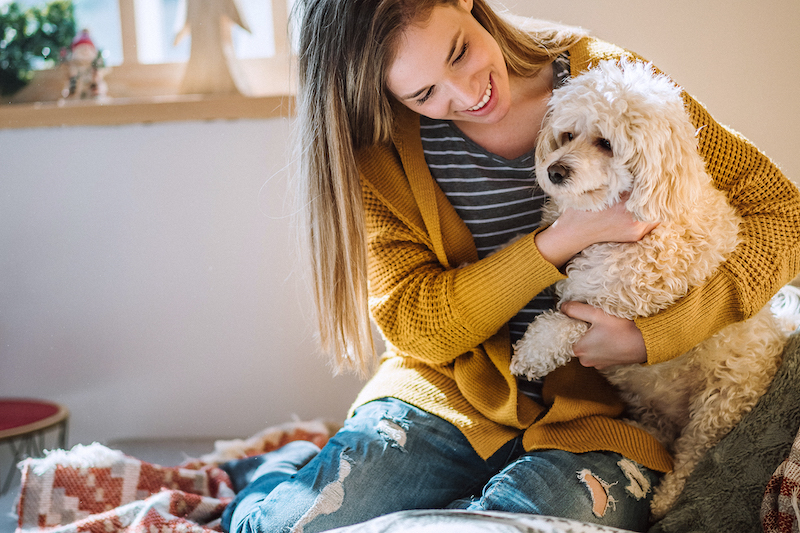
[227,399,487,532]
[474,450,659,532]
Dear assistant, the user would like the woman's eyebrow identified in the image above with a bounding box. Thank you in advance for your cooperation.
[399,30,461,101]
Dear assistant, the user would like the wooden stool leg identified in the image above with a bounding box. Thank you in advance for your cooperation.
[0,418,70,495]
[1,438,26,495]
[57,418,69,449]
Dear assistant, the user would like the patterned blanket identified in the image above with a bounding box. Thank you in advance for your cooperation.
[14,420,333,533]
[762,424,800,533]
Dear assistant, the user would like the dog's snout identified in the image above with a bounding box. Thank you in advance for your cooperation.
[548,163,570,184]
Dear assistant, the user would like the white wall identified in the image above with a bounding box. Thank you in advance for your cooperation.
[1,1,798,448]
[0,118,363,445]
[508,0,800,183]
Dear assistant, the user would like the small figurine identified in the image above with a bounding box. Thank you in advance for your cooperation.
[62,29,107,99]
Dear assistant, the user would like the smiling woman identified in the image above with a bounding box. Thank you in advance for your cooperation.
[385,0,570,160]
[386,0,511,123]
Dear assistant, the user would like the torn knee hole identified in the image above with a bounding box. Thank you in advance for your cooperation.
[291,452,353,533]
[376,417,408,451]
[617,458,651,500]
[577,469,617,518]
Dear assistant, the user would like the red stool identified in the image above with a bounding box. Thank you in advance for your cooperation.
[0,398,69,495]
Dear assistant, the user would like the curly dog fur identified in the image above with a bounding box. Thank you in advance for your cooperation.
[510,60,788,518]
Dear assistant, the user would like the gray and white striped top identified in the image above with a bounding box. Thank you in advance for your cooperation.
[420,116,556,345]
[419,54,571,403]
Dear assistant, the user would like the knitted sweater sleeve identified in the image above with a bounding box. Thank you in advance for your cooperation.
[361,167,564,366]
[637,92,800,365]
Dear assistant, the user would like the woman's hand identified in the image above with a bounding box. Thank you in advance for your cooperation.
[535,197,658,269]
[560,301,647,368]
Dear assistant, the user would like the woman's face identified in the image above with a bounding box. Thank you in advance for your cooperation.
[385,0,511,124]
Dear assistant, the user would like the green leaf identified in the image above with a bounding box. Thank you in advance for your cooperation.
[0,0,76,96]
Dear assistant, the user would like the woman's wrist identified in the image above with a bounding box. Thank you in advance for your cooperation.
[534,221,587,269]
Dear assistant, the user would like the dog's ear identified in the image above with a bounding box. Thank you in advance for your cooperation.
[625,100,707,223]
[534,108,558,167]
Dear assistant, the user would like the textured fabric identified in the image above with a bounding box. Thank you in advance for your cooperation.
[457,449,659,531]
[419,53,571,405]
[15,421,332,533]
[420,114,551,402]
[226,399,513,533]
[762,426,800,532]
[353,36,800,466]
[645,333,800,533]
[17,444,234,532]
[324,509,638,533]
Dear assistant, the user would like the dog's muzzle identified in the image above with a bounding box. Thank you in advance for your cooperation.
[548,163,570,184]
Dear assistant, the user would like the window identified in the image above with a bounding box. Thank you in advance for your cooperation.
[1,0,295,128]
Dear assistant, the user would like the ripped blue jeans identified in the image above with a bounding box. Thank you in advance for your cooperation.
[221,398,661,533]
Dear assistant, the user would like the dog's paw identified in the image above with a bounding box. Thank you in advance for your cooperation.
[510,350,562,381]
[510,310,587,380]
[650,473,684,519]
[650,489,676,520]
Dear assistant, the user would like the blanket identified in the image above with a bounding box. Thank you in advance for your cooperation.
[14,420,332,532]
[762,424,800,533]
[648,332,800,533]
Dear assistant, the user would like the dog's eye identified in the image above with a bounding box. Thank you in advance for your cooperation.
[561,132,574,145]
[596,138,613,153]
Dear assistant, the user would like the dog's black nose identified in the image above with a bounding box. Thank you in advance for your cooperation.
[548,163,569,184]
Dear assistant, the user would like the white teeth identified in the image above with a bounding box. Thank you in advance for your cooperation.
[467,81,492,111]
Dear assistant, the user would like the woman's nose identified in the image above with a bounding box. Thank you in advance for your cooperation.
[447,75,482,108]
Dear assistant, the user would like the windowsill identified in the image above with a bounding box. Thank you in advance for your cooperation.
[0,59,296,130]
[0,93,295,129]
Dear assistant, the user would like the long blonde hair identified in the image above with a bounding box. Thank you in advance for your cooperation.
[293,0,585,377]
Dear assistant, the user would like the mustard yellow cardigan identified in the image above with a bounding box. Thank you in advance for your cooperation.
[352,37,800,473]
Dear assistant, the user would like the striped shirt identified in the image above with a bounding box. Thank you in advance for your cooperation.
[420,54,571,403]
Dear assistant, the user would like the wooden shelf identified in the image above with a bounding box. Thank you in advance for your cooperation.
[0,56,297,129]
[0,92,295,129]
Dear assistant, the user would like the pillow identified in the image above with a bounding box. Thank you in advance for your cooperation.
[324,509,635,533]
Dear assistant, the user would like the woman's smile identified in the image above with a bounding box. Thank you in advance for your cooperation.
[386,0,511,124]
[465,77,494,113]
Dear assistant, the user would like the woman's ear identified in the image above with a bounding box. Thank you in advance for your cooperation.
[459,0,474,13]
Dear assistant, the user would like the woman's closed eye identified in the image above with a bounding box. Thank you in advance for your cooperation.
[416,87,434,105]
[415,43,469,106]
[453,42,468,64]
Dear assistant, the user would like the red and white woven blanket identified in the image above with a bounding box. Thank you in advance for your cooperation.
[15,420,332,533]
[763,424,800,533]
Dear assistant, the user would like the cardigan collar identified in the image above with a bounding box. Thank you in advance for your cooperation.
[382,102,479,269]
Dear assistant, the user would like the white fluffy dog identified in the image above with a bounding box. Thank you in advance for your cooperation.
[510,60,787,517]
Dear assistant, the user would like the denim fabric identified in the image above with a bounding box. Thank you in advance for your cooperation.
[222,398,660,533]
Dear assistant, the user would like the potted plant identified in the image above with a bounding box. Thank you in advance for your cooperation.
[0,0,76,97]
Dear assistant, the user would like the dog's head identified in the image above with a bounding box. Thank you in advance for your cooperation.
[535,59,707,223]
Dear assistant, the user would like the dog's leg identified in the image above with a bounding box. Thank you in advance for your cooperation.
[511,309,589,380]
[649,382,755,519]
[649,323,786,519]
[649,411,719,519]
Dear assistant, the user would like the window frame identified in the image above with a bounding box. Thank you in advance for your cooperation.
[0,0,296,129]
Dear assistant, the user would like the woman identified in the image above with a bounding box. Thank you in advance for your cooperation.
[221,0,800,531]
